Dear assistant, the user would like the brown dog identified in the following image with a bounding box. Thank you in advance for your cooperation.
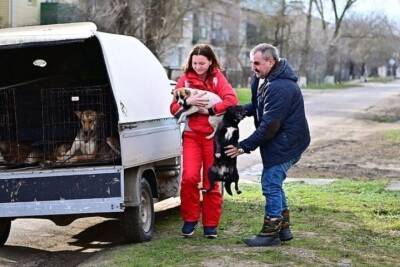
[0,141,41,165]
[57,110,103,163]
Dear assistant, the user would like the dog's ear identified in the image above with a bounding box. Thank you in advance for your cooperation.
[172,89,179,100]
[175,87,185,95]
[74,111,82,119]
[185,89,191,97]
[174,88,184,99]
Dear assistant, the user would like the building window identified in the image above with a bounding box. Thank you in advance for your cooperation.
[211,13,228,46]
[246,23,258,46]
[28,0,38,6]
[193,13,208,44]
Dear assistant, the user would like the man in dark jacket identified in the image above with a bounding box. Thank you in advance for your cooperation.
[225,43,310,246]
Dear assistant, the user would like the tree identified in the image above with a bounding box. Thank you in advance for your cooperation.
[79,0,209,59]
[298,0,313,78]
[340,14,400,77]
[313,0,327,30]
[320,0,359,79]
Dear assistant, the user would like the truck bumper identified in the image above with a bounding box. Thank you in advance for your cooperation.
[0,166,124,217]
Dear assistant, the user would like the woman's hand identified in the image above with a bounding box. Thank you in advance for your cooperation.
[186,91,209,107]
[197,107,209,115]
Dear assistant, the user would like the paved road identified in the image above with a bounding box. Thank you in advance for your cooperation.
[2,80,400,267]
[304,81,400,142]
[237,80,400,178]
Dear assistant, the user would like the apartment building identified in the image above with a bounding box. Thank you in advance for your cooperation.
[163,1,243,74]
[161,1,275,85]
[0,0,40,28]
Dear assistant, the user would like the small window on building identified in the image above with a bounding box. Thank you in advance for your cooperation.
[28,0,38,6]
[192,11,209,44]
[246,23,258,46]
[211,13,225,46]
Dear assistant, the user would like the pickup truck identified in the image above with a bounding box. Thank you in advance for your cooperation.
[0,22,181,245]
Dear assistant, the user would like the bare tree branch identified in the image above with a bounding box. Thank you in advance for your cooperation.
[313,0,326,30]
[299,0,313,77]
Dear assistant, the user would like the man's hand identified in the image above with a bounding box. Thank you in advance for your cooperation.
[225,145,244,158]
[186,91,209,107]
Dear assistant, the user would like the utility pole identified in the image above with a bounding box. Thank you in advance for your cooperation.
[10,0,16,27]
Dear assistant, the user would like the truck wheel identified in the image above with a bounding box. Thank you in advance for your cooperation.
[0,219,11,246]
[121,178,154,243]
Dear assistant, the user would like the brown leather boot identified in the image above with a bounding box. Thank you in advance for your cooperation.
[243,217,282,247]
[279,209,293,241]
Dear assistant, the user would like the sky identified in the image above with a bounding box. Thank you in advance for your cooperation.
[348,0,400,24]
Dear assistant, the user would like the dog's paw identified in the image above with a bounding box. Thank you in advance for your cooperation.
[215,153,221,158]
[56,153,70,162]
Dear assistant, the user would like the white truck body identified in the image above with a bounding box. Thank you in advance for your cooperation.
[0,23,181,243]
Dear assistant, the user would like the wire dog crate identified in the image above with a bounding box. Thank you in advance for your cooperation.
[0,85,120,169]
[41,85,120,167]
[0,88,19,166]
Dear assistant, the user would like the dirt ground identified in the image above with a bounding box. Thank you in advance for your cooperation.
[289,93,400,180]
[2,88,400,267]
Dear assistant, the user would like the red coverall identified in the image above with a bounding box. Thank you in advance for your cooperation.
[170,68,238,227]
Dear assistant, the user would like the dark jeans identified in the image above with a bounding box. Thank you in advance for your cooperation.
[261,156,300,218]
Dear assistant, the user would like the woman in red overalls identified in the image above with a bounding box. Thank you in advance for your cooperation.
[170,44,238,238]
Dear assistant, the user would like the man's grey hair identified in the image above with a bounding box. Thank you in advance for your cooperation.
[250,43,280,61]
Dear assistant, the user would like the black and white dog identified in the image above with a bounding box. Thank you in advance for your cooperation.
[208,105,246,195]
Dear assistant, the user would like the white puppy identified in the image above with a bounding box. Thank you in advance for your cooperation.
[174,87,223,139]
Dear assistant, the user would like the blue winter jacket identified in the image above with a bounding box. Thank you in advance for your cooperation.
[239,59,310,168]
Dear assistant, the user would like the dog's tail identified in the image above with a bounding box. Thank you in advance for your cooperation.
[205,130,216,139]
[207,165,219,192]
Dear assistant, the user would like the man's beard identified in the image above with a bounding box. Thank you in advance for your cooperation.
[254,71,266,79]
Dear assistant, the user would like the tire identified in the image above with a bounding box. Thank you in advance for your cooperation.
[0,219,11,246]
[121,178,154,243]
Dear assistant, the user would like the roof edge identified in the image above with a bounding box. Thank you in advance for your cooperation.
[0,22,97,46]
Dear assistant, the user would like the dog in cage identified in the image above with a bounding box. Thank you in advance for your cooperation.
[56,110,103,163]
[0,141,41,166]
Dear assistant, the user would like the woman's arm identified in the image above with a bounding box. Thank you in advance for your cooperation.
[211,71,239,114]
[170,76,186,116]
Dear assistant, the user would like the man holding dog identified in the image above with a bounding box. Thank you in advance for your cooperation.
[225,43,310,246]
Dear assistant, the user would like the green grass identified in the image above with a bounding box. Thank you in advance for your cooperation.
[235,82,357,102]
[235,88,251,104]
[383,129,400,144]
[89,180,400,266]
[366,76,395,83]
[304,82,359,90]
